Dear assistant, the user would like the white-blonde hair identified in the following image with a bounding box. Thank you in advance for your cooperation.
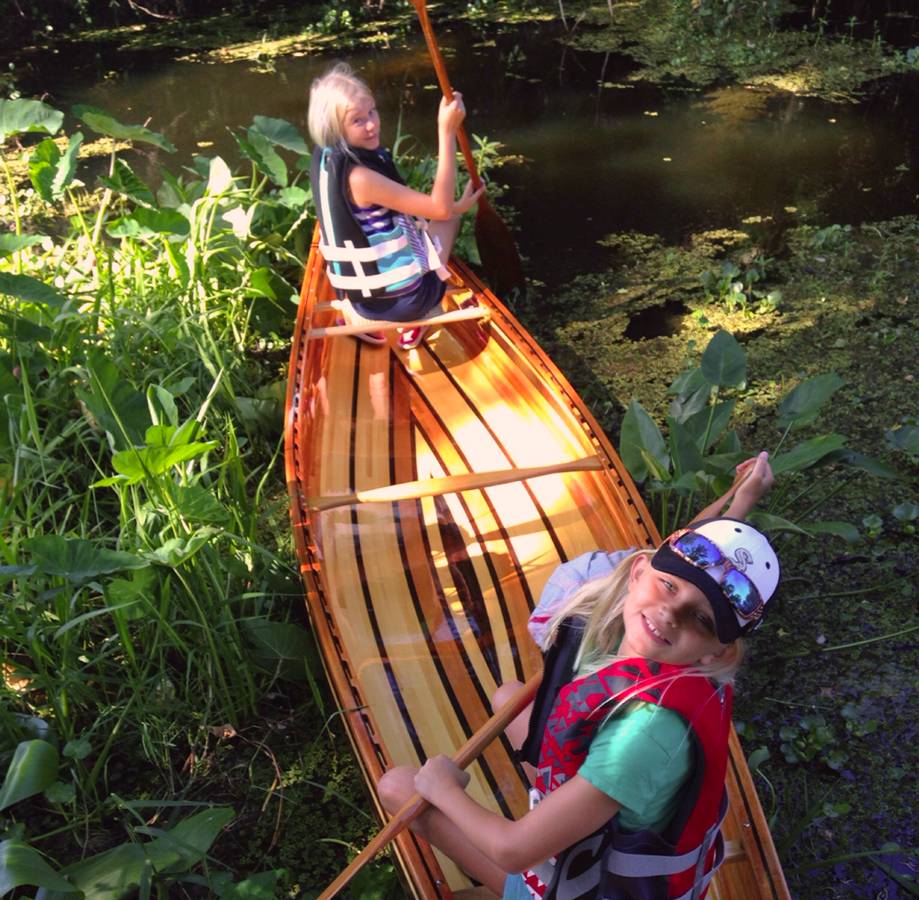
[544,549,745,692]
[308,62,374,150]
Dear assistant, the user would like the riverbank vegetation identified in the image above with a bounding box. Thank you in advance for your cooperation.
[2,2,917,897]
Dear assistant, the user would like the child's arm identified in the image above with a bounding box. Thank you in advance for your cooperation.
[349,93,485,220]
[414,755,620,873]
[689,450,774,524]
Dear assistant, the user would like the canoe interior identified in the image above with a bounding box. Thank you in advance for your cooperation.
[285,226,789,899]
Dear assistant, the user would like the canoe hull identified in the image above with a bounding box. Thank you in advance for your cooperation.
[285,227,789,898]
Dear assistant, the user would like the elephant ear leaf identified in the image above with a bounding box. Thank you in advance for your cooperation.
[0,98,64,142]
[777,373,844,430]
[700,330,746,387]
[72,104,176,152]
[620,400,669,483]
[0,740,59,812]
[0,839,79,894]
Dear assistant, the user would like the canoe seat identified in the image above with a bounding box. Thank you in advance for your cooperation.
[307,290,490,341]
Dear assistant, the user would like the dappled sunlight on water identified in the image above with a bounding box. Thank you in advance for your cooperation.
[35,21,919,291]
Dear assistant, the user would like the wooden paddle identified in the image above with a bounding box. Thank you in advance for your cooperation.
[318,672,542,899]
[409,0,526,300]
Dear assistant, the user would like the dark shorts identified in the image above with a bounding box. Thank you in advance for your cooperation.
[351,271,446,322]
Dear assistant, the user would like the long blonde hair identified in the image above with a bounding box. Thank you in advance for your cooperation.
[308,62,374,150]
[544,549,745,687]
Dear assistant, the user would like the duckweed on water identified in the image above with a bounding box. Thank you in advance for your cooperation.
[517,214,918,896]
[564,0,917,101]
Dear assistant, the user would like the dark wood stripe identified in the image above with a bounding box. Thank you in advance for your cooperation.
[424,343,569,566]
[401,368,542,683]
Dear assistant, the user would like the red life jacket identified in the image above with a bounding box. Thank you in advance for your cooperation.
[522,653,733,900]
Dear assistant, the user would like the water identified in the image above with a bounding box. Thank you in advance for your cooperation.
[23,19,919,291]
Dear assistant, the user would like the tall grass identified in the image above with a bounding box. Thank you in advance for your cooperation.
[0,101,316,893]
[0,96,506,894]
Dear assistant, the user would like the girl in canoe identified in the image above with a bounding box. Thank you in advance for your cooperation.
[307,62,483,350]
[380,452,779,899]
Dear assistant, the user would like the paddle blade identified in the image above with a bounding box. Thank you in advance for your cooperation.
[475,196,526,301]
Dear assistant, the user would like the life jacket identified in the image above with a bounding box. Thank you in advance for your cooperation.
[309,145,446,301]
[520,619,732,900]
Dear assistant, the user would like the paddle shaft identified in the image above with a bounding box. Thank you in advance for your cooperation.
[410,0,482,190]
[318,672,542,899]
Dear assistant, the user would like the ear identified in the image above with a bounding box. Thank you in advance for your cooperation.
[629,554,649,583]
[699,642,738,667]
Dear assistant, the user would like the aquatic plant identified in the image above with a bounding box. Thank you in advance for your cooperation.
[618,328,899,538]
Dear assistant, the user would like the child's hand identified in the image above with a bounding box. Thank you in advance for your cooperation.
[454,179,486,215]
[438,92,467,134]
[414,754,470,805]
[727,451,774,519]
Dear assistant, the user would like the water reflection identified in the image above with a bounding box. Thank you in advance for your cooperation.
[40,22,919,291]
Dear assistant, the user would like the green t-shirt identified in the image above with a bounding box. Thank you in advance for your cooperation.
[577,701,693,834]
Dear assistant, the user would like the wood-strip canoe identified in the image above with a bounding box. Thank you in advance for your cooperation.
[285,225,790,899]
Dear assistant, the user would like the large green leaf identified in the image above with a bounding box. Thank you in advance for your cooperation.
[0,840,78,894]
[98,158,156,207]
[37,842,146,900]
[620,400,668,483]
[144,527,221,568]
[746,511,809,535]
[37,808,233,900]
[77,350,151,449]
[171,484,229,524]
[108,439,217,484]
[139,806,234,873]
[825,449,899,480]
[234,129,287,187]
[107,207,190,239]
[0,272,68,308]
[104,568,157,622]
[23,535,148,582]
[215,869,285,899]
[0,233,46,257]
[667,418,704,480]
[0,740,59,812]
[29,133,83,202]
[804,521,861,542]
[243,618,318,682]
[0,98,63,142]
[770,434,848,475]
[72,104,176,152]
[777,373,844,430]
[683,399,735,451]
[250,115,310,155]
[700,330,746,387]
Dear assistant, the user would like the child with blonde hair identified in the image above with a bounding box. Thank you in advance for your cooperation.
[308,62,483,350]
[379,452,780,898]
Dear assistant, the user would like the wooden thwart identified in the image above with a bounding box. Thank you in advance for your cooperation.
[311,456,605,512]
[307,304,489,340]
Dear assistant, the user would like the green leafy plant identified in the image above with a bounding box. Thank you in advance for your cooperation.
[618,329,897,537]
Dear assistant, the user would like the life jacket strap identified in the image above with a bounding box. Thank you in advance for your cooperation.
[318,234,411,263]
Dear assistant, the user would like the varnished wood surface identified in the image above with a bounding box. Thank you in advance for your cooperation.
[285,226,789,898]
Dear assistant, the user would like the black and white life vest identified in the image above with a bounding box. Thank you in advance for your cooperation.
[520,619,732,900]
[309,145,446,301]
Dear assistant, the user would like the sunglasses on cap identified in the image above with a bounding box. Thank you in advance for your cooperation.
[667,528,764,625]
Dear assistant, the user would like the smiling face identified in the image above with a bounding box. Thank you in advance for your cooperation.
[341,93,381,150]
[618,555,727,667]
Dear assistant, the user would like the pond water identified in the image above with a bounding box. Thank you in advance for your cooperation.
[28,19,919,291]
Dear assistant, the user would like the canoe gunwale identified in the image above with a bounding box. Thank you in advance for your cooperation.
[285,227,789,900]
